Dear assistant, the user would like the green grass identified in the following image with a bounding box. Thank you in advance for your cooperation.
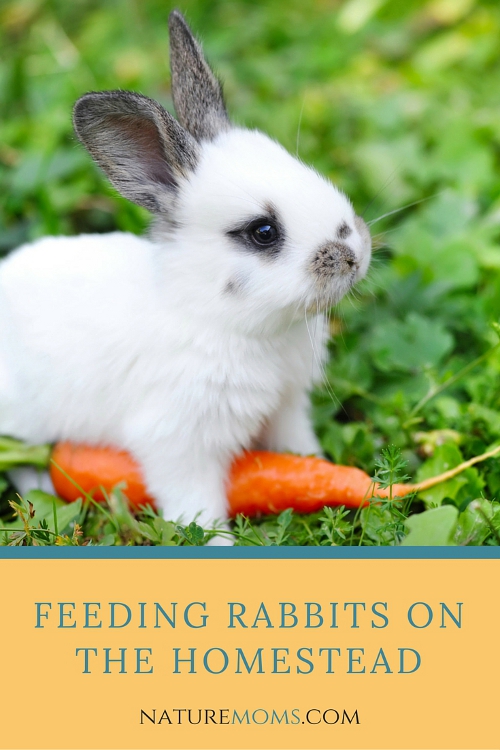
[1,0,500,545]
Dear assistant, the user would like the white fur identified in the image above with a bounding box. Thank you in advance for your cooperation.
[0,127,370,536]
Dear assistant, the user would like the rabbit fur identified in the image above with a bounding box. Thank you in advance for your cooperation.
[0,11,371,538]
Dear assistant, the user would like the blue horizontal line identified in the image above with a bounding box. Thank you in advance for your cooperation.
[0,547,499,559]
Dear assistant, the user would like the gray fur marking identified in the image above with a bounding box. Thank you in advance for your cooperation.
[169,10,230,142]
[224,275,247,295]
[73,90,200,214]
[337,222,352,239]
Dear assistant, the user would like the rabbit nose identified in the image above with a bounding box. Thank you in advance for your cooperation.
[310,241,358,279]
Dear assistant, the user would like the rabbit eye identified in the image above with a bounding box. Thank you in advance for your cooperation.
[249,221,279,246]
[226,209,284,257]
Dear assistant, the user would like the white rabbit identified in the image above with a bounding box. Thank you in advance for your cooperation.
[0,11,371,539]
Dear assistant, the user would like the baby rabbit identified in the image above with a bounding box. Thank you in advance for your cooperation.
[0,11,371,538]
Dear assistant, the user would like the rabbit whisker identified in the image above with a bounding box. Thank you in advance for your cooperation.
[304,308,341,410]
[361,164,402,218]
[368,192,442,226]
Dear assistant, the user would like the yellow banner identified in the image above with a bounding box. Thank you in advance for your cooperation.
[1,557,498,749]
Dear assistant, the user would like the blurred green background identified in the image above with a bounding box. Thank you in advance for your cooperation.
[2,0,500,534]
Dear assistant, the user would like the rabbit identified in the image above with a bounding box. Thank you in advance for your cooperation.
[0,10,371,541]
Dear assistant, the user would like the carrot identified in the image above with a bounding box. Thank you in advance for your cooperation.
[51,442,155,509]
[50,442,500,517]
[227,446,500,515]
[228,452,377,515]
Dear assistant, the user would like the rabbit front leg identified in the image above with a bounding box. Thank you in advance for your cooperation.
[261,385,322,456]
[132,441,233,544]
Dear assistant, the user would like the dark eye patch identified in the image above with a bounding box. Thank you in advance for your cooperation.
[337,222,352,239]
[226,207,284,258]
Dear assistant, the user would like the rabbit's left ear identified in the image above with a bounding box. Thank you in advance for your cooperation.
[168,10,230,142]
[73,91,199,213]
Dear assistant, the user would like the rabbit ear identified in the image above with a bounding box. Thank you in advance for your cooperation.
[73,90,199,213]
[168,10,230,142]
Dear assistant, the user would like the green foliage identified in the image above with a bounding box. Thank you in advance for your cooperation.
[0,494,83,546]
[1,441,500,545]
[1,0,500,545]
[415,442,483,506]
[0,437,51,471]
[401,506,459,546]
[370,314,453,373]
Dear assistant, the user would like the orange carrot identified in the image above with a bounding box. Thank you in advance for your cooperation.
[51,442,156,509]
[50,442,500,517]
[228,451,390,515]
